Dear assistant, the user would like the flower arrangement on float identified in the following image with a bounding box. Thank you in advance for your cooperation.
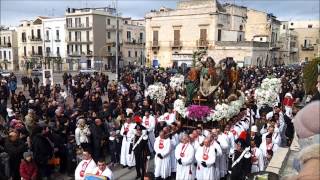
[169,74,185,91]
[173,91,245,122]
[145,82,167,103]
[255,78,281,108]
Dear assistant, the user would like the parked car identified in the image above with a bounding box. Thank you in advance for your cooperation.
[31,68,42,76]
[0,70,11,77]
[80,69,97,75]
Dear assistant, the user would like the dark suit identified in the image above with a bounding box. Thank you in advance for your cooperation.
[133,135,150,179]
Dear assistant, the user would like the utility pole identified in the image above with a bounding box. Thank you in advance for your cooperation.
[115,0,119,81]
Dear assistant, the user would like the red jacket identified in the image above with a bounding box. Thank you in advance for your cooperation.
[19,159,38,180]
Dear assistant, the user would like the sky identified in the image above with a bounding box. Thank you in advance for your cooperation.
[0,0,319,27]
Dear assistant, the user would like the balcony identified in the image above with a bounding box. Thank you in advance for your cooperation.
[171,40,182,49]
[290,47,298,53]
[30,37,42,42]
[66,24,92,30]
[0,43,12,48]
[44,39,50,42]
[197,39,208,48]
[67,40,92,44]
[151,41,160,49]
[68,52,82,57]
[55,39,61,42]
[301,45,314,51]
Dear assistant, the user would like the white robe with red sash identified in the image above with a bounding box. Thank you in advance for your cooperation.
[74,159,97,180]
[154,137,172,179]
[92,167,113,180]
[195,145,216,180]
[120,122,136,167]
[250,147,264,173]
[142,115,156,152]
[175,143,195,180]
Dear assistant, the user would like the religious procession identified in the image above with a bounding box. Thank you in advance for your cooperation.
[0,54,319,180]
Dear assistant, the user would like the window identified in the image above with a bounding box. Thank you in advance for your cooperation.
[22,32,26,42]
[71,44,74,52]
[107,46,111,52]
[8,36,10,43]
[239,35,242,41]
[87,44,90,54]
[67,45,70,54]
[127,31,131,41]
[67,18,72,28]
[283,25,286,29]
[56,30,60,40]
[38,46,42,55]
[107,32,111,39]
[75,32,77,41]
[86,17,89,27]
[200,29,207,40]
[80,45,82,54]
[239,25,243,31]
[69,32,72,41]
[8,51,11,60]
[291,22,294,25]
[57,47,60,56]
[128,50,131,57]
[3,37,5,44]
[46,30,50,41]
[31,30,34,39]
[86,31,90,41]
[139,32,143,42]
[75,44,78,52]
[173,30,180,45]
[79,32,81,42]
[260,38,263,41]
[24,46,26,56]
[135,51,138,57]
[304,39,307,47]
[46,47,50,56]
[217,29,221,41]
[3,51,6,59]
[37,29,41,39]
[32,46,35,55]
[0,51,2,59]
[107,19,110,25]
[308,24,312,28]
[153,30,158,42]
[75,18,81,27]
[125,20,128,24]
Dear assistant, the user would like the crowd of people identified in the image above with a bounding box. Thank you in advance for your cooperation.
[0,63,318,180]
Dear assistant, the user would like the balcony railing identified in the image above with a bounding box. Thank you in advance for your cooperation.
[0,43,12,48]
[66,24,92,30]
[171,40,182,49]
[301,45,314,51]
[55,39,61,42]
[152,41,160,49]
[197,39,208,48]
[30,37,42,41]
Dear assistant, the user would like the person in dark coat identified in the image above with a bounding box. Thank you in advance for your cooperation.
[4,131,27,180]
[31,125,54,180]
[133,125,150,180]
[230,138,251,180]
[90,118,108,161]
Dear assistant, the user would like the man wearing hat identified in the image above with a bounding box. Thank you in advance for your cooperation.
[120,113,136,168]
[132,124,150,179]
[230,138,251,180]
[250,125,262,147]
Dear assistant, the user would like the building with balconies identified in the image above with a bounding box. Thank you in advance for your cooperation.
[65,7,145,70]
[145,0,271,67]
[0,27,18,71]
[17,16,48,71]
[288,20,320,62]
[42,17,67,71]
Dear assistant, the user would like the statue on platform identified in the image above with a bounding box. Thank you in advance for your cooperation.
[199,57,220,97]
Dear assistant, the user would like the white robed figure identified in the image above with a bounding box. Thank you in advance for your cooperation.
[91,159,113,180]
[259,133,279,168]
[170,133,179,173]
[120,118,136,167]
[142,111,156,153]
[175,135,195,180]
[195,138,216,180]
[250,145,264,173]
[75,151,97,180]
[217,131,230,178]
[154,131,172,179]
[212,140,222,180]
